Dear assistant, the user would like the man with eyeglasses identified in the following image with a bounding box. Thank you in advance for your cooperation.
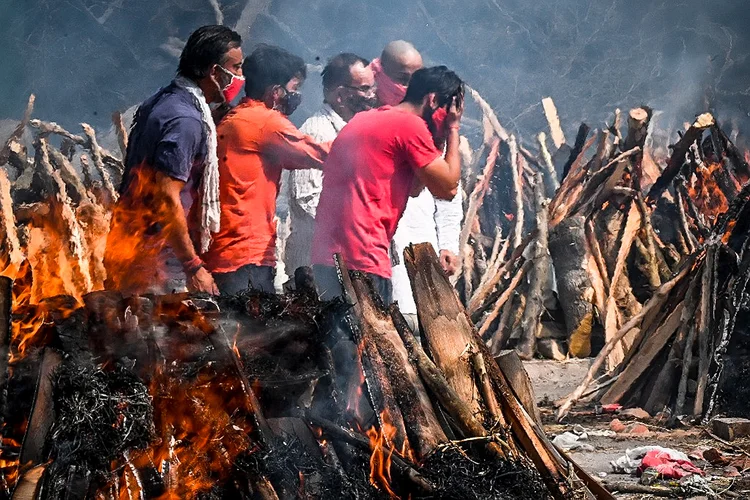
[201,44,329,295]
[285,53,377,275]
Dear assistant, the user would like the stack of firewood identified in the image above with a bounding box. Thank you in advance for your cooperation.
[459,92,750,421]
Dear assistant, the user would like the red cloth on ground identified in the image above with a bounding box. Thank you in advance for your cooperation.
[370,58,407,106]
[311,106,442,278]
[638,450,703,479]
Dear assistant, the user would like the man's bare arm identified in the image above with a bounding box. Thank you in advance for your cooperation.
[152,170,218,294]
[414,126,460,200]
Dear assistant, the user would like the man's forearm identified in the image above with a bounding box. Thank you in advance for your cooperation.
[444,128,461,189]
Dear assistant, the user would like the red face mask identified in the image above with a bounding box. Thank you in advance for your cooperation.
[429,106,449,145]
[370,58,407,106]
[217,66,245,103]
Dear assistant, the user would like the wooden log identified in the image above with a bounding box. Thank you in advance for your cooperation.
[549,215,595,358]
[334,258,410,453]
[81,123,122,193]
[467,86,510,141]
[111,111,129,160]
[623,107,651,152]
[556,255,695,421]
[0,94,34,167]
[19,348,62,467]
[36,139,93,295]
[0,169,24,273]
[47,145,95,205]
[404,243,581,500]
[646,113,715,202]
[389,306,508,458]
[471,351,503,424]
[693,245,715,415]
[541,97,566,149]
[537,132,559,196]
[548,134,598,227]
[459,138,500,285]
[494,350,542,426]
[477,259,531,340]
[403,244,485,422]
[561,123,591,180]
[348,274,448,458]
[508,135,524,250]
[516,174,550,360]
[600,301,684,405]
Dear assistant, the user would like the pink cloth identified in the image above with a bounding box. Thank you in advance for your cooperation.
[638,450,703,479]
[370,58,407,106]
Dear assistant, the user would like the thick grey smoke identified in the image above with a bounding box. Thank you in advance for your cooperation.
[1,0,748,139]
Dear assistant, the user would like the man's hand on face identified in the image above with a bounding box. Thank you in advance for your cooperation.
[188,267,220,295]
[445,94,464,129]
[439,249,460,275]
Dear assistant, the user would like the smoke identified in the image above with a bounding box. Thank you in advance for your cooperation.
[1,0,749,140]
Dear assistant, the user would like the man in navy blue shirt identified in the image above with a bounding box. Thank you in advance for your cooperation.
[104,25,244,295]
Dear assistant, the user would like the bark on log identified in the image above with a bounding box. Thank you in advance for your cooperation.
[405,243,581,500]
[403,244,485,423]
[549,215,595,358]
[623,107,651,152]
[388,306,507,458]
[348,274,448,458]
[693,245,715,415]
[516,174,550,360]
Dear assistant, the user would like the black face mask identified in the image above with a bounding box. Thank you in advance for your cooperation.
[344,93,378,115]
[280,90,302,116]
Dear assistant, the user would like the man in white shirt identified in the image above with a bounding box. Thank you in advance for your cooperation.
[372,41,463,332]
[285,53,376,274]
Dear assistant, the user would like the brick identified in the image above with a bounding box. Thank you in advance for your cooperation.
[712,417,750,441]
[626,423,651,436]
[610,418,626,433]
[619,407,651,420]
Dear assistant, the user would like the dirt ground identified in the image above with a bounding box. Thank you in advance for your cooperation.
[524,359,750,499]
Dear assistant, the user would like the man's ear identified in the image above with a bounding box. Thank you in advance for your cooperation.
[424,92,439,109]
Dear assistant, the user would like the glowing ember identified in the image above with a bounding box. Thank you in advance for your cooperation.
[689,162,730,224]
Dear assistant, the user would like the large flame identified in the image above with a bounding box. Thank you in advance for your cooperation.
[688,162,730,224]
[366,411,399,498]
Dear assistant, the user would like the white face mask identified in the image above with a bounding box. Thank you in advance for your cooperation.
[215,65,245,103]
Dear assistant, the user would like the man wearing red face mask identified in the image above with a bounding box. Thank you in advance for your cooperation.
[201,44,329,295]
[104,25,243,296]
[370,42,463,330]
[311,66,464,304]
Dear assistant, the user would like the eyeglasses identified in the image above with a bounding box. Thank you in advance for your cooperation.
[342,84,377,96]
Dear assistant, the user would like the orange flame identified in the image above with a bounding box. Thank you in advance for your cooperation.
[366,411,399,498]
[688,162,730,224]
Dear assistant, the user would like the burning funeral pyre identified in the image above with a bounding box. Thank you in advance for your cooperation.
[2,87,750,499]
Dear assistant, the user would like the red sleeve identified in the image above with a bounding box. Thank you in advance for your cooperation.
[399,116,442,170]
[261,114,329,170]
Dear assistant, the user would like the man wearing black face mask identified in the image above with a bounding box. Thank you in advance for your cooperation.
[285,53,376,274]
[202,44,330,295]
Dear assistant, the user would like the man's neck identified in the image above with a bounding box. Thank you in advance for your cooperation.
[395,101,423,116]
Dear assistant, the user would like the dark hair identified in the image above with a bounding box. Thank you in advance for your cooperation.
[243,44,307,99]
[321,53,370,92]
[403,66,463,107]
[178,25,242,81]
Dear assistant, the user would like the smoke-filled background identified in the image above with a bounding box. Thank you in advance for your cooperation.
[1,0,749,139]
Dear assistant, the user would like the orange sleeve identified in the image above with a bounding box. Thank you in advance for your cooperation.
[262,116,330,170]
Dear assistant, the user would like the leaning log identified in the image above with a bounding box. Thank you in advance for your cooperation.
[348,273,448,458]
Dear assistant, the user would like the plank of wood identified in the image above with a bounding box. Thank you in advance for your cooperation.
[542,97,566,149]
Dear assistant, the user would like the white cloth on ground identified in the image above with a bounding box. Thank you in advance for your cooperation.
[173,75,220,253]
[285,104,346,273]
[391,186,462,315]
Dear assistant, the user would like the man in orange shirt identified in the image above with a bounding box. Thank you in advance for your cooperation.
[202,44,329,295]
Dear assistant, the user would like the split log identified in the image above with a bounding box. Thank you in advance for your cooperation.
[516,174,550,360]
[36,138,93,295]
[541,97,566,149]
[403,244,485,422]
[693,244,715,415]
[623,107,651,152]
[348,273,448,458]
[0,94,34,167]
[646,113,715,202]
[334,258,410,454]
[549,215,595,358]
[459,138,500,287]
[561,123,591,180]
[494,350,542,426]
[548,133,598,227]
[477,259,530,340]
[81,123,122,193]
[112,111,129,159]
[405,243,586,500]
[467,86,510,141]
[388,306,508,459]
[471,351,502,424]
[508,135,524,250]
[556,255,695,421]
[537,132,560,195]
[0,169,24,272]
[599,301,684,405]
[46,146,95,205]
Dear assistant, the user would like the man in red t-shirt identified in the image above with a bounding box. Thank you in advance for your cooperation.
[311,66,463,303]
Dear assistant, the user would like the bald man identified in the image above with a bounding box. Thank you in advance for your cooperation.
[370,42,464,332]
